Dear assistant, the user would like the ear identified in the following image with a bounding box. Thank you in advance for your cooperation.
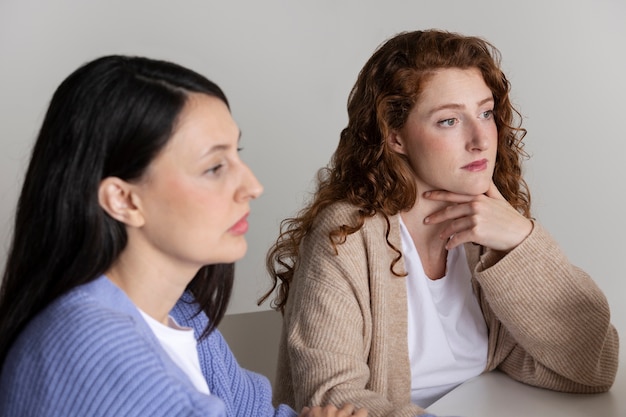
[386,130,407,156]
[98,177,145,227]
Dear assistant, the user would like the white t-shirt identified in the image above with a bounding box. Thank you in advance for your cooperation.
[139,309,211,395]
[400,217,488,408]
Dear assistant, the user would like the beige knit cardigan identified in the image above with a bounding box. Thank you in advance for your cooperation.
[274,202,619,417]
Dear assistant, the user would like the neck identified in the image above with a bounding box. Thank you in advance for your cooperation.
[401,196,453,280]
[105,242,196,325]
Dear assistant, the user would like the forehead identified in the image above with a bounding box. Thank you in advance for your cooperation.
[418,67,492,105]
[166,93,238,152]
[139,94,238,178]
[175,93,235,136]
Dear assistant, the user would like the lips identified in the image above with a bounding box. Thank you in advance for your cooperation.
[462,159,488,172]
[229,213,249,235]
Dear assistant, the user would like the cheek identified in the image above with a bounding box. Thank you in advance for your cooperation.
[144,177,208,223]
[414,142,449,168]
[488,123,498,144]
[182,188,229,229]
[162,176,206,205]
[152,173,186,197]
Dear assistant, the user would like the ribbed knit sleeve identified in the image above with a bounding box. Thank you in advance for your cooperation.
[473,222,619,392]
[0,284,226,417]
[172,294,297,417]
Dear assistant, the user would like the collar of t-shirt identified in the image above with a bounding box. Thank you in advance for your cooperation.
[139,309,211,395]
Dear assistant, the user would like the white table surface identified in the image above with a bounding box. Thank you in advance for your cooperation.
[427,367,625,417]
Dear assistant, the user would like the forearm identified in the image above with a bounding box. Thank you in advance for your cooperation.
[476,222,619,389]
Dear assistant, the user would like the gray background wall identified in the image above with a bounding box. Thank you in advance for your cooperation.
[1,0,625,353]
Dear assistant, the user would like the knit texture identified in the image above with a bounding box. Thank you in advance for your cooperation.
[172,292,296,417]
[0,276,295,417]
[274,202,619,417]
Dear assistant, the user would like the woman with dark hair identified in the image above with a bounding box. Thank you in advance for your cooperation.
[263,30,619,416]
[0,55,368,417]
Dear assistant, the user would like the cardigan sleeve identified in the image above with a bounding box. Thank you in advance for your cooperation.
[474,221,619,392]
[172,295,297,417]
[276,204,431,417]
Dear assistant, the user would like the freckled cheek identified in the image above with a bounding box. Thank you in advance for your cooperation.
[488,125,498,145]
[418,143,448,165]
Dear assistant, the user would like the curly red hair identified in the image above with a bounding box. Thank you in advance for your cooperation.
[262,29,530,312]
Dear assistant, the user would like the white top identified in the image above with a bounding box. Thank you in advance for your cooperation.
[400,217,488,408]
[139,309,211,395]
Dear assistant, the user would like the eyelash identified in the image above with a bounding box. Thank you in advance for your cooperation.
[205,148,244,175]
[438,118,457,127]
[438,110,494,127]
[206,164,223,175]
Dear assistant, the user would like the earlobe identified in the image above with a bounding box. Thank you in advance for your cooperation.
[387,130,406,155]
[98,177,145,227]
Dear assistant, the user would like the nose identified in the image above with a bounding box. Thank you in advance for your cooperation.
[236,162,264,202]
[466,119,491,152]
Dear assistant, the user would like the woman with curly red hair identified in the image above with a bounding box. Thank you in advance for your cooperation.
[263,29,619,417]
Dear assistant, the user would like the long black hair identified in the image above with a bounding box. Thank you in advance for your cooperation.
[0,55,233,367]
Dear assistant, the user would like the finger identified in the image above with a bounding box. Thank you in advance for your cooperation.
[444,229,473,250]
[439,217,479,248]
[338,403,356,415]
[423,190,475,204]
[353,408,369,417]
[424,202,474,225]
[302,405,323,417]
[318,404,338,416]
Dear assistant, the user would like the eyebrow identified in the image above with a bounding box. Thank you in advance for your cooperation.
[427,97,494,117]
[199,130,242,158]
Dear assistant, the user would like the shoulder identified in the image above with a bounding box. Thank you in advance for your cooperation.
[301,203,400,265]
[298,203,400,277]
[311,201,395,238]
[1,283,224,417]
[314,201,361,228]
[1,276,169,394]
[5,284,149,374]
[20,282,136,339]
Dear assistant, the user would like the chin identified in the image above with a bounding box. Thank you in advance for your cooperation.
[476,186,491,195]
[462,180,491,196]
[450,186,487,196]
[217,243,248,264]
[199,242,247,266]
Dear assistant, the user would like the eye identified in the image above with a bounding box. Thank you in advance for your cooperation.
[205,163,224,175]
[438,118,457,127]
[480,110,494,120]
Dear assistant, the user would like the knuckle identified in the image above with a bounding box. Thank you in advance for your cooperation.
[469,201,481,211]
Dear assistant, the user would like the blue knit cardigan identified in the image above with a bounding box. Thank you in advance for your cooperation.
[0,275,296,417]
